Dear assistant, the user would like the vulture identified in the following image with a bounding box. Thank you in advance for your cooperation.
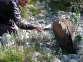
[52,18,77,54]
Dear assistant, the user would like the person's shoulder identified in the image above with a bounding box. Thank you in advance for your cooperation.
[11,0,18,5]
[0,0,16,3]
[4,0,17,3]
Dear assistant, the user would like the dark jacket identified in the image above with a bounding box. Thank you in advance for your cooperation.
[0,0,34,29]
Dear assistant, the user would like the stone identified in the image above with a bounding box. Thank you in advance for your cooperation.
[79,40,83,46]
[1,33,11,45]
[68,54,77,59]
[53,58,61,62]
[69,59,78,62]
[52,18,77,54]
[78,45,83,50]
[43,24,52,30]
[78,56,83,62]
[77,49,83,55]
[61,55,69,62]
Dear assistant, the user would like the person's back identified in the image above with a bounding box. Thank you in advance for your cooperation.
[0,0,18,36]
[0,0,11,24]
[0,0,21,24]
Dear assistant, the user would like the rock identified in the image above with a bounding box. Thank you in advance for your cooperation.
[33,52,40,57]
[77,27,83,32]
[52,18,77,54]
[30,16,36,21]
[69,59,78,62]
[43,24,52,30]
[61,55,69,62]
[25,42,30,47]
[1,33,11,45]
[79,40,83,46]
[77,55,83,62]
[61,59,65,62]
[78,45,83,50]
[38,19,45,24]
[40,10,48,15]
[53,58,61,62]
[77,49,83,55]
[37,13,46,19]
[68,54,77,59]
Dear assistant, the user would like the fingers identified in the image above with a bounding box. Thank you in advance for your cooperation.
[32,24,43,32]
[36,27,43,32]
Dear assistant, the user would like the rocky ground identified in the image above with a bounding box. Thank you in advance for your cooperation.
[0,10,83,62]
[27,11,83,62]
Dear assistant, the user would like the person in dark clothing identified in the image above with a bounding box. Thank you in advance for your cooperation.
[0,0,43,36]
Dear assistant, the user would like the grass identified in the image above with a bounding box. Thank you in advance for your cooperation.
[0,30,56,62]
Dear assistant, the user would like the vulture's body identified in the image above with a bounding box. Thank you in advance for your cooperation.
[53,18,77,54]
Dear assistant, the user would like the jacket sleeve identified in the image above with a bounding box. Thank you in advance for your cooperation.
[10,1,34,30]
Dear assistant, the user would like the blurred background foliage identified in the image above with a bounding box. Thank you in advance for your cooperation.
[20,0,83,19]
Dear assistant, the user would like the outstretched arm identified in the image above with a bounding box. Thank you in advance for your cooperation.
[9,1,42,32]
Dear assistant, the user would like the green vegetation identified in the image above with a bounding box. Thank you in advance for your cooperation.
[76,35,82,42]
[69,2,80,27]
[0,47,23,62]
[48,0,64,13]
[20,0,41,19]
[0,30,54,62]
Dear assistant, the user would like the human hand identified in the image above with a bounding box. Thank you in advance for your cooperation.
[33,25,43,32]
[11,23,19,30]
